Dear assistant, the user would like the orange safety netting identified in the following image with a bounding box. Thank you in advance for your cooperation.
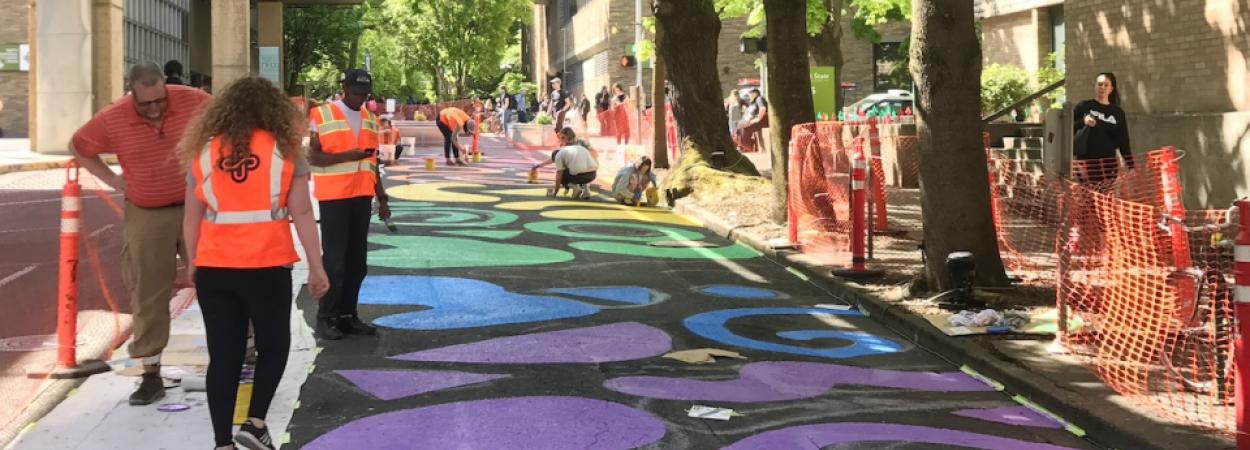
[988,145,1238,433]
[0,168,128,444]
[787,121,857,265]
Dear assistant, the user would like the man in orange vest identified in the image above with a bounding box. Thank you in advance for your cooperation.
[308,69,389,340]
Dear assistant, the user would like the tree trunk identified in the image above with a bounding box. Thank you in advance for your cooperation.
[910,1,1009,289]
[808,0,845,109]
[763,0,815,223]
[348,37,360,71]
[651,22,670,170]
[655,0,759,200]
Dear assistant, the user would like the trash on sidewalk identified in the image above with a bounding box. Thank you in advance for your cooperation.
[947,309,1030,329]
[663,348,746,364]
[157,403,191,412]
[686,405,740,421]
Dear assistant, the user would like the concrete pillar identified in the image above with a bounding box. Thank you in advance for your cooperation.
[34,0,93,154]
[257,1,283,89]
[211,0,251,89]
[531,2,548,85]
[91,0,123,112]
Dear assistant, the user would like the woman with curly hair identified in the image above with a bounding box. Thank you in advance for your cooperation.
[178,75,330,450]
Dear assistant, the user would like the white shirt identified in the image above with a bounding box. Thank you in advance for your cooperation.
[554,145,598,175]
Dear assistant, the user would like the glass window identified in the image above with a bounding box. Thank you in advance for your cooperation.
[1049,6,1065,72]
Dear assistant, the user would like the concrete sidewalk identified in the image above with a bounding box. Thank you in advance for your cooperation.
[0,140,72,176]
[8,256,317,450]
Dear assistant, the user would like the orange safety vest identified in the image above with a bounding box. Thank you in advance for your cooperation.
[439,107,470,131]
[380,127,401,145]
[310,102,379,201]
[191,131,300,269]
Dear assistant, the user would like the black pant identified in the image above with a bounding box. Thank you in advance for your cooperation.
[318,196,371,320]
[561,170,597,188]
[437,120,459,159]
[196,267,292,447]
[394,144,405,160]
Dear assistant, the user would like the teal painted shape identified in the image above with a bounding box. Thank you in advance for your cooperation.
[435,230,525,240]
[370,236,574,269]
[545,287,655,305]
[570,241,761,260]
[375,207,519,228]
[524,220,705,242]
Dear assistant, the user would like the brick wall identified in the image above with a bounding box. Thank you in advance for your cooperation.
[0,0,28,137]
[981,10,1042,76]
[837,19,911,106]
[1066,0,1248,114]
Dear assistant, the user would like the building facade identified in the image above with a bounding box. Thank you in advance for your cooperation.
[979,0,1250,207]
[528,0,912,115]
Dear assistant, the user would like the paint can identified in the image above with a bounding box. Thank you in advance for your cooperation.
[472,152,482,163]
[527,168,539,184]
[182,375,207,392]
[645,187,659,206]
[425,158,436,171]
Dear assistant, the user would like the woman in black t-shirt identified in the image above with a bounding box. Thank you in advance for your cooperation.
[1073,72,1133,184]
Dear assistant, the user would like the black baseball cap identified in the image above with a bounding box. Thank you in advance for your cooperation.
[341,69,372,89]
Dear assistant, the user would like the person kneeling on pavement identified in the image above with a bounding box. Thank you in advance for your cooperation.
[612,156,658,206]
[538,127,598,199]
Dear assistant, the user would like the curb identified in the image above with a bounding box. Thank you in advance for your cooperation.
[0,160,72,176]
[673,200,1233,450]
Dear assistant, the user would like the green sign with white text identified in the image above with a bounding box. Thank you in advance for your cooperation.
[811,66,836,121]
[0,44,29,72]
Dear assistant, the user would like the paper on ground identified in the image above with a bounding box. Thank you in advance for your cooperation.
[687,405,737,421]
[663,348,746,364]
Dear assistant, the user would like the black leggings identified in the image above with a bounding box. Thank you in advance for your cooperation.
[195,267,292,447]
[438,120,459,159]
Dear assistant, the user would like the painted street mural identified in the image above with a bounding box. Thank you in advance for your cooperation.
[285,142,1096,449]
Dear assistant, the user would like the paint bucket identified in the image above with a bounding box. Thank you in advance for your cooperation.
[182,375,207,392]
[645,187,659,206]
[472,152,482,163]
[527,168,539,184]
[425,158,436,171]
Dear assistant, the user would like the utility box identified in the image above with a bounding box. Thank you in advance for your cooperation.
[1042,103,1072,179]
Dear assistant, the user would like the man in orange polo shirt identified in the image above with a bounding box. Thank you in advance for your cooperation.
[69,62,212,406]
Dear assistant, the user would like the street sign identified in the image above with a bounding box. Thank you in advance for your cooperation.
[0,44,29,72]
[811,66,837,121]
[259,47,280,83]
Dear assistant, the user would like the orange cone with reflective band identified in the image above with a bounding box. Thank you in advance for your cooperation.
[832,138,882,280]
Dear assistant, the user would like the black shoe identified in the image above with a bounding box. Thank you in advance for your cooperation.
[316,318,343,340]
[235,420,275,450]
[128,372,166,405]
[338,316,377,335]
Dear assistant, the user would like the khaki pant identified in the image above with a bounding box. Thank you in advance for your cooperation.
[122,203,187,364]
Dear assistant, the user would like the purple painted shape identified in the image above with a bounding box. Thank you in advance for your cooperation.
[392,322,672,364]
[336,369,510,401]
[605,361,992,402]
[953,406,1064,429]
[722,423,1080,450]
[303,396,665,450]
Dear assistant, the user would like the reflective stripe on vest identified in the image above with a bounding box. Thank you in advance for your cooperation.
[198,143,290,224]
[311,159,377,175]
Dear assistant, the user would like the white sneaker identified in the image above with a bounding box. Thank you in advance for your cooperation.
[577,184,592,199]
[569,185,584,199]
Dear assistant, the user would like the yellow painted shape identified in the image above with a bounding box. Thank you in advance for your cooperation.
[387,182,498,203]
[496,200,639,211]
[233,383,253,425]
[541,209,702,227]
[484,188,554,198]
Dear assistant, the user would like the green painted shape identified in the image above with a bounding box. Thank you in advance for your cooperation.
[374,207,519,228]
[524,220,704,243]
[435,230,525,240]
[369,235,574,269]
[570,241,761,260]
[388,201,437,209]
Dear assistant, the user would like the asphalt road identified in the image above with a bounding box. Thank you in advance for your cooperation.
[283,139,1101,449]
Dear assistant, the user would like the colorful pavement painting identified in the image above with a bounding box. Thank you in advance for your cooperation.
[285,141,1097,449]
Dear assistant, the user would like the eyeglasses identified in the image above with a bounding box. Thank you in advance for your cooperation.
[135,96,168,109]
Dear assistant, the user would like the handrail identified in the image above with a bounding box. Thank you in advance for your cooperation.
[982,78,1065,124]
